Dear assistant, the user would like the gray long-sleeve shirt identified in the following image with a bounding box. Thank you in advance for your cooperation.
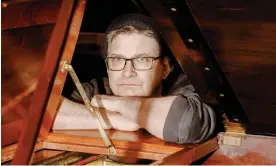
[70,73,216,144]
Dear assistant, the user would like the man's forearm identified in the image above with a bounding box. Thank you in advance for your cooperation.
[53,97,110,129]
[137,96,177,139]
[53,97,140,131]
[137,94,215,143]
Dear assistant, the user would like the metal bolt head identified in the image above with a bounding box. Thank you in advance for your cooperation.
[171,7,177,12]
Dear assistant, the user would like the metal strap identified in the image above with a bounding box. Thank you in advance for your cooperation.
[60,61,116,155]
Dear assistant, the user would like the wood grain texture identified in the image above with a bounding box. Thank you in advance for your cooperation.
[151,138,218,165]
[42,130,214,161]
[187,0,276,126]
[204,133,276,164]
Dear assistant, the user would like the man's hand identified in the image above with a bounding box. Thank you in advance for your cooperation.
[103,111,140,131]
[91,95,145,125]
[91,94,177,140]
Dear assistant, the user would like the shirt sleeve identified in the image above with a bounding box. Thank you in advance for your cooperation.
[70,79,99,103]
[163,86,216,144]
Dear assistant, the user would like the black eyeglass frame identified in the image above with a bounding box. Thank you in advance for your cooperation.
[105,56,162,71]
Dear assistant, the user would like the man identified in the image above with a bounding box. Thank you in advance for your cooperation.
[53,13,216,144]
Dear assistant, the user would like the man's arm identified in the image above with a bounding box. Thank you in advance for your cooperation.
[53,96,140,131]
[91,91,216,144]
[162,91,216,144]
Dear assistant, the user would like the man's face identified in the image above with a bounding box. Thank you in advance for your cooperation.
[107,33,168,97]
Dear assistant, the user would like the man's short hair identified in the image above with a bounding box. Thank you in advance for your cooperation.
[101,13,164,58]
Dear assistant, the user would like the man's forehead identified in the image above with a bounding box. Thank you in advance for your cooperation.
[107,33,160,58]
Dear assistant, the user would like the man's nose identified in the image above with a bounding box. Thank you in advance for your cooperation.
[122,61,137,77]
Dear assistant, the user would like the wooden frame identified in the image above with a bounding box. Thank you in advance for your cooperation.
[3,131,218,164]
[11,0,81,164]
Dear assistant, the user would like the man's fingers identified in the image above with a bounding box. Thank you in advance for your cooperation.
[107,112,140,131]
[91,95,122,112]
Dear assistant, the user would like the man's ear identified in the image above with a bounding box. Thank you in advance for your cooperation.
[162,56,171,79]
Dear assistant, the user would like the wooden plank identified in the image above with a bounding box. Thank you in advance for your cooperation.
[10,0,77,164]
[141,0,208,95]
[50,129,200,150]
[39,0,87,138]
[151,138,218,165]
[1,0,61,30]
[43,132,217,162]
[43,142,168,160]
[45,132,187,154]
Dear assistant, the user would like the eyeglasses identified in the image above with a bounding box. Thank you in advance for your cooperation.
[105,56,161,71]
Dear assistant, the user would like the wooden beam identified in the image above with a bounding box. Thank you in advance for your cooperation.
[10,0,78,164]
[43,132,217,163]
[39,0,87,139]
[151,138,218,165]
[45,132,185,154]
[43,132,200,161]
[1,0,61,30]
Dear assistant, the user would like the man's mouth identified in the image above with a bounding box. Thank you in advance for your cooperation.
[118,84,140,87]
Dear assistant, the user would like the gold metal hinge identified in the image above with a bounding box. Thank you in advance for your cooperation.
[218,114,246,146]
[60,60,116,155]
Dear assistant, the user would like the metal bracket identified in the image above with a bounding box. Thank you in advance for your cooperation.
[218,114,246,146]
[60,60,116,155]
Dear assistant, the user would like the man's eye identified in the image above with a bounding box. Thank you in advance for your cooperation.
[112,57,122,61]
[138,57,149,62]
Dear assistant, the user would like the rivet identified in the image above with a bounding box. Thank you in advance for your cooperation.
[188,39,194,43]
[171,7,177,12]
[220,94,225,97]
[204,67,210,71]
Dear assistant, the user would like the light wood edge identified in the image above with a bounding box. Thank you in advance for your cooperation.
[151,138,218,165]
[42,141,167,161]
[40,133,195,160]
